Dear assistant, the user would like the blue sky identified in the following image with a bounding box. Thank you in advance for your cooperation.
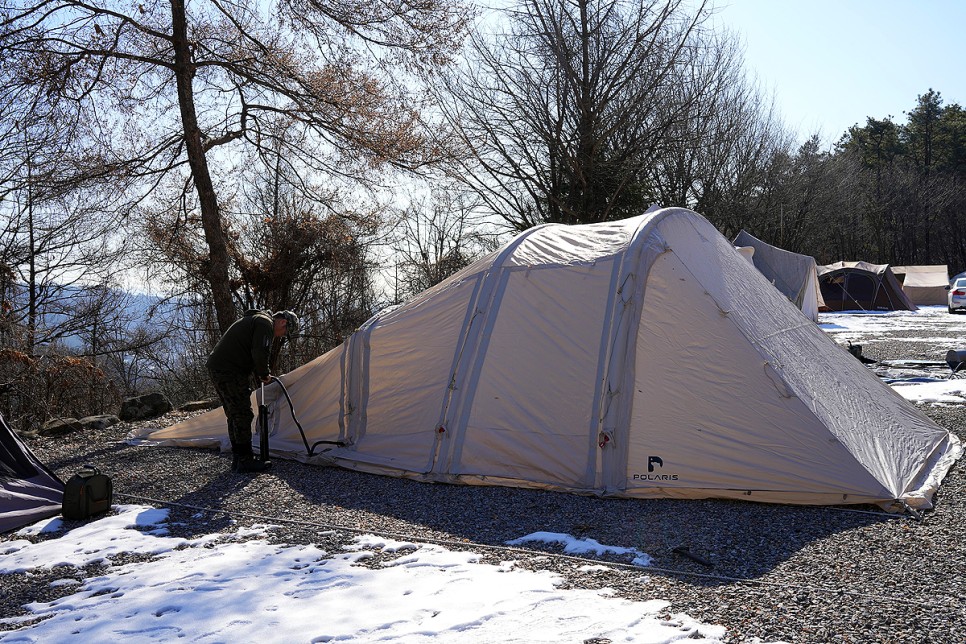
[710,0,966,146]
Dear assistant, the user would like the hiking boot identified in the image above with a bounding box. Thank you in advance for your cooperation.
[234,458,272,474]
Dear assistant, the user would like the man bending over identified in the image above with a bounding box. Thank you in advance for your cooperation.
[207,309,299,473]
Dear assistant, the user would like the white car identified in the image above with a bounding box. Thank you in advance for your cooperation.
[948,277,966,313]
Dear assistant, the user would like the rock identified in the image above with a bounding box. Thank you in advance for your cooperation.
[180,399,220,412]
[40,417,84,436]
[79,415,121,430]
[119,392,173,421]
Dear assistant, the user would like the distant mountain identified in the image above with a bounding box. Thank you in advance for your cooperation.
[3,282,179,351]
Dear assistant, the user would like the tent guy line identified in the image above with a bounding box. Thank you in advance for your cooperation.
[108,490,950,610]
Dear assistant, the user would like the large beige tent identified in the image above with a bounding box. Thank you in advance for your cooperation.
[131,208,961,511]
[733,230,825,322]
[893,265,949,306]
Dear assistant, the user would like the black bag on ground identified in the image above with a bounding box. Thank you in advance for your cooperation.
[62,465,113,520]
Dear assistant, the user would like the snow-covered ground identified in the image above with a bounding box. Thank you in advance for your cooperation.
[1,506,734,643]
[819,305,966,348]
[819,305,966,405]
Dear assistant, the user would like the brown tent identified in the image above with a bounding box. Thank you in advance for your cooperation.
[893,265,950,306]
[818,261,918,312]
[1,414,64,533]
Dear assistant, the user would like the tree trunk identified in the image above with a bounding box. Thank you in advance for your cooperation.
[27,176,36,354]
[170,0,237,333]
[25,129,37,354]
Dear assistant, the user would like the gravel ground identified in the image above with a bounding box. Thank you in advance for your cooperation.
[2,324,965,643]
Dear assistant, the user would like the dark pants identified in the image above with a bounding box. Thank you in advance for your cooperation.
[209,370,255,457]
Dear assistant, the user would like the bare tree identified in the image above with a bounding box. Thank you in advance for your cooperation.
[117,299,217,406]
[237,180,382,370]
[1,0,472,331]
[641,27,793,238]
[0,109,174,428]
[441,0,735,229]
[0,172,128,353]
[138,128,385,371]
[390,185,499,299]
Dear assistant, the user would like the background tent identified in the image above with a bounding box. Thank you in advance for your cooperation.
[131,208,960,511]
[1,414,64,533]
[893,265,949,305]
[733,230,825,322]
[817,262,918,312]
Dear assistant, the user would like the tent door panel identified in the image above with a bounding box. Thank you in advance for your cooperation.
[450,262,616,487]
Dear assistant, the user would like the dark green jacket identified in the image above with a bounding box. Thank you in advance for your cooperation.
[206,310,274,379]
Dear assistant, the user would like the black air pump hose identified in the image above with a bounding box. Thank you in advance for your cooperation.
[266,376,346,457]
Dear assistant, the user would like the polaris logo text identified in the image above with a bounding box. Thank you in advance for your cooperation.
[633,455,678,481]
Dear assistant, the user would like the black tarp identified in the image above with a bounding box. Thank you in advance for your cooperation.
[1,414,64,533]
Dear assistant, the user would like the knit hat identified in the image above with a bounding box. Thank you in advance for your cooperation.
[275,310,300,338]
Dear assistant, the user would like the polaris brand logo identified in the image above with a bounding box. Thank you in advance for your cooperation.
[632,455,679,481]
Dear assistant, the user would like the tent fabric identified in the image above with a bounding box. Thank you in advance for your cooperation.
[733,230,825,322]
[1,414,64,533]
[893,265,950,306]
[817,261,918,312]
[735,245,755,265]
[130,208,961,511]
